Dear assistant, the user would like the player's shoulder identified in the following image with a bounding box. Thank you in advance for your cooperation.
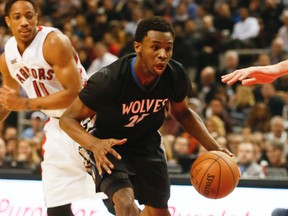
[99,53,135,77]
[108,53,136,70]
[42,26,70,48]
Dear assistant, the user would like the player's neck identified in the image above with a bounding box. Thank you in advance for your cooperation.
[133,57,158,86]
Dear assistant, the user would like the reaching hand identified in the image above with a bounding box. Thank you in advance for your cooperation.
[221,67,278,86]
[91,138,127,176]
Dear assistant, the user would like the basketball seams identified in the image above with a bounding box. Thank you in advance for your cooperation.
[210,151,239,187]
[195,158,221,199]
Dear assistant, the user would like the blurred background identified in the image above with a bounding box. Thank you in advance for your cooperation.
[0,0,288,200]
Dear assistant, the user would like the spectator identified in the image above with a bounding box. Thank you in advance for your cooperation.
[228,85,255,129]
[277,9,288,52]
[118,32,135,57]
[260,0,284,48]
[227,132,244,156]
[217,50,240,89]
[197,15,222,70]
[230,7,260,49]
[102,31,121,56]
[89,7,109,42]
[268,37,287,65]
[205,97,233,134]
[173,1,190,28]
[245,102,271,133]
[172,136,190,160]
[266,139,288,174]
[254,52,271,66]
[162,134,176,162]
[237,142,265,178]
[3,126,17,141]
[257,83,285,117]
[182,19,202,78]
[172,135,195,173]
[213,2,234,36]
[265,116,288,157]
[86,41,118,77]
[20,111,47,139]
[0,138,7,168]
[205,115,226,137]
[250,131,269,164]
[8,138,41,173]
[124,6,143,35]
[197,66,221,105]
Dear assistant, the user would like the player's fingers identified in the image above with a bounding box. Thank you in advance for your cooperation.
[241,78,257,86]
[109,148,122,160]
[101,163,112,175]
[96,161,103,176]
[110,138,127,147]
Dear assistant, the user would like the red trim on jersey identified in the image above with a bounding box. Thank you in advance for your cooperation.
[74,53,79,64]
[39,82,49,96]
[38,26,43,31]
[41,118,50,158]
[33,80,41,97]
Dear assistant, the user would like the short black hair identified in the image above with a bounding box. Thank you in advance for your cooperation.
[4,0,38,16]
[134,16,175,42]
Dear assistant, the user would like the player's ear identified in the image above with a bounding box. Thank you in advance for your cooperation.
[5,16,10,28]
[35,13,39,25]
[134,41,141,53]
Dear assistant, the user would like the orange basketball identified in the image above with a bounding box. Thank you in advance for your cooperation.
[190,150,240,199]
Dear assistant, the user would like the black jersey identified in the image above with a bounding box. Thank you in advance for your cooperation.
[79,53,191,145]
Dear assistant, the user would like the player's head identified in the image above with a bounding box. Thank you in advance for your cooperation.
[134,16,175,43]
[134,17,174,77]
[4,0,39,45]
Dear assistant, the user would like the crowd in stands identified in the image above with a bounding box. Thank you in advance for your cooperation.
[1,0,288,180]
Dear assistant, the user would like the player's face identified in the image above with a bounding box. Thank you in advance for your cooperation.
[5,1,38,47]
[135,30,173,77]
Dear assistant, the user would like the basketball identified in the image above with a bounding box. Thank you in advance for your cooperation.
[190,150,240,199]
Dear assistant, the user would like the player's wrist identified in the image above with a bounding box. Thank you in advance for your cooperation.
[23,98,31,110]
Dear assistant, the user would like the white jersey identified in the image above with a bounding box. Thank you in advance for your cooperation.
[5,26,105,208]
[4,26,87,118]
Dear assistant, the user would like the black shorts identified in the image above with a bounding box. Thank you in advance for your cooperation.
[96,146,171,208]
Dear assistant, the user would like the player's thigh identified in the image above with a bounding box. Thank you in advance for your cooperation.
[133,151,170,208]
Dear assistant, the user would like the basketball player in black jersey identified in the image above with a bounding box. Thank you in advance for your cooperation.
[60,16,233,216]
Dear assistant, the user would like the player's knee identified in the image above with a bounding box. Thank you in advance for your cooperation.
[47,204,73,216]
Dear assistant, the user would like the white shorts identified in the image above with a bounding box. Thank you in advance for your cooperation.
[41,117,105,208]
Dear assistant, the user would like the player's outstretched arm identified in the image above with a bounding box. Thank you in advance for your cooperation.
[59,97,127,175]
[221,60,288,86]
[170,99,233,156]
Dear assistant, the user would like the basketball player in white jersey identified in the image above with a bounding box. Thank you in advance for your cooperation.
[0,1,98,215]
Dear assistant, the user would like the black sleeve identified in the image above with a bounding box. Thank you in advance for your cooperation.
[79,68,115,111]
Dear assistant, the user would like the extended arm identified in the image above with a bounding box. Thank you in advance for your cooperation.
[170,98,232,155]
[221,60,288,86]
[59,97,127,175]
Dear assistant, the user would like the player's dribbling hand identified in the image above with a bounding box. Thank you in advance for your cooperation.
[216,147,234,157]
[92,138,127,176]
